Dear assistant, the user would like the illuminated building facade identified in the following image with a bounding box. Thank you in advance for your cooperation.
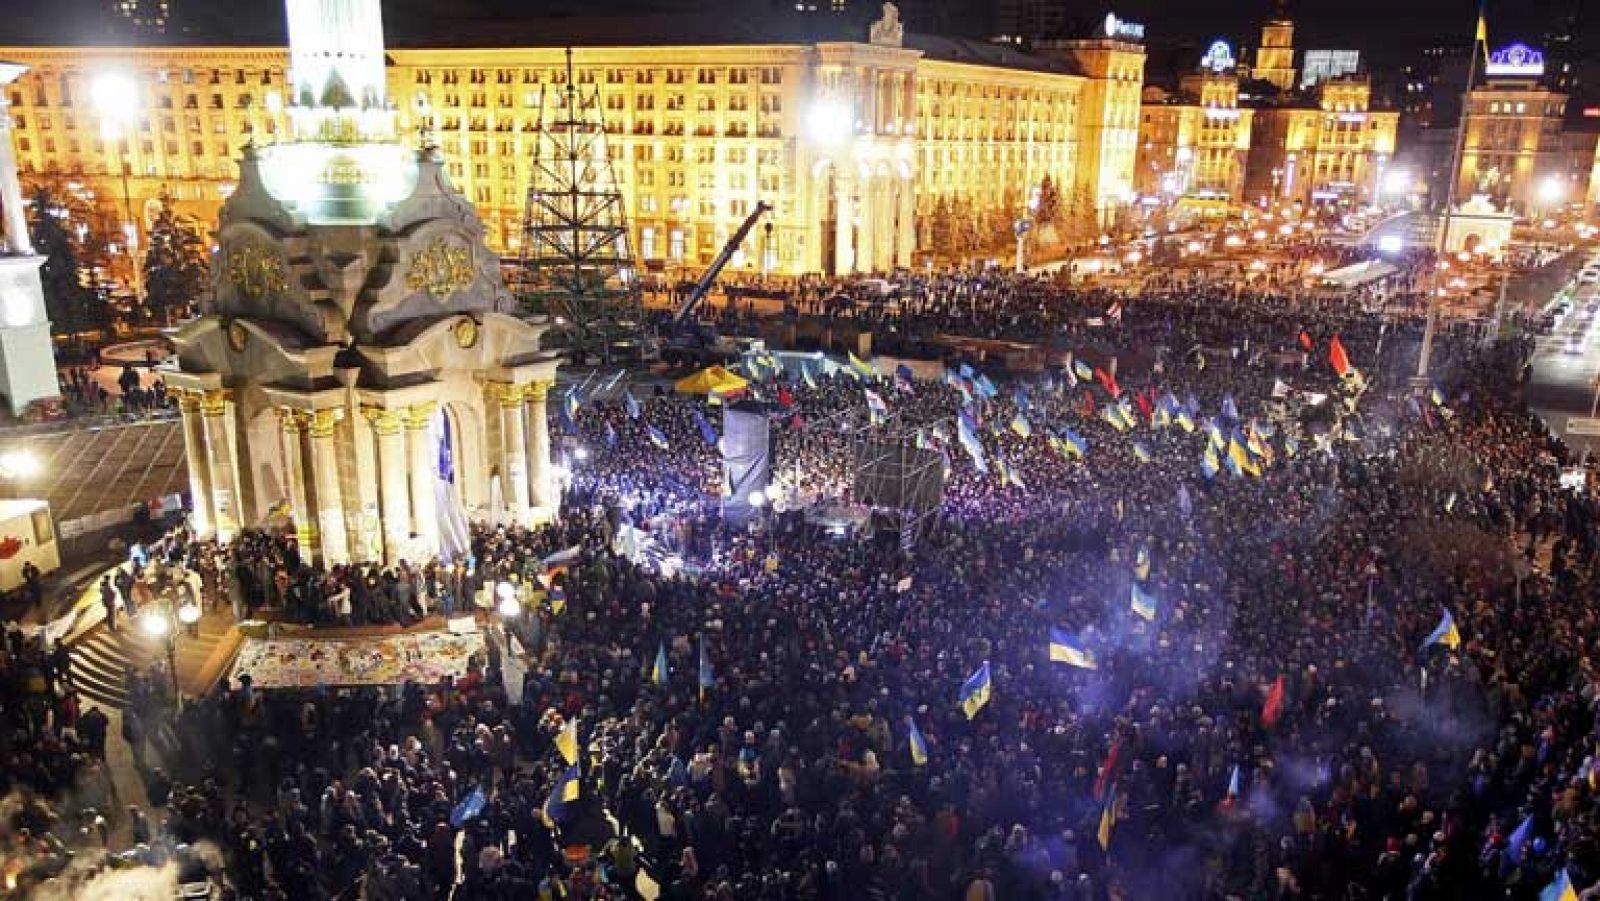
[1457,45,1572,215]
[1249,5,1298,93]
[1243,75,1398,208]
[0,8,1145,276]
[1136,47,1254,206]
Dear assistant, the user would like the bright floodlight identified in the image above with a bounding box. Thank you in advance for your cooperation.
[1539,176,1566,205]
[1383,170,1411,196]
[574,446,590,461]
[1377,234,1404,255]
[748,489,767,509]
[139,611,169,638]
[0,450,39,479]
[90,72,139,135]
[805,99,853,146]
[177,601,201,625]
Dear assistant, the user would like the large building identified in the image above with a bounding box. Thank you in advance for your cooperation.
[1457,44,1575,215]
[1243,75,1399,208]
[1135,42,1254,207]
[0,6,1146,277]
[1249,4,1298,93]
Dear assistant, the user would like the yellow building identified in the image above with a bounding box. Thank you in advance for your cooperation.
[1457,73,1569,215]
[0,10,1144,277]
[1136,59,1253,205]
[1249,6,1297,93]
[1243,75,1398,208]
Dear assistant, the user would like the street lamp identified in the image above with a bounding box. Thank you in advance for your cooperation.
[137,606,181,705]
[90,71,144,306]
[1538,176,1566,215]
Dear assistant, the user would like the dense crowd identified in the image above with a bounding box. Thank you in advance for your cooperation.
[4,279,1599,901]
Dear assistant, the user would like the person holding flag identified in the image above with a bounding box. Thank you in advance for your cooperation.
[1422,608,1462,650]
[959,661,992,720]
[1048,628,1097,669]
[651,642,669,686]
[906,714,929,766]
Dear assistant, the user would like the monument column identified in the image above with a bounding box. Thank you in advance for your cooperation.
[200,389,241,541]
[404,401,439,557]
[494,384,531,524]
[279,409,316,551]
[176,390,215,537]
[308,408,349,565]
[525,380,554,515]
[365,406,412,561]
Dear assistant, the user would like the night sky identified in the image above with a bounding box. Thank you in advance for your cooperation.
[0,0,1587,71]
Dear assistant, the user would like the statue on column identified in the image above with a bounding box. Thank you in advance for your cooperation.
[869,2,904,47]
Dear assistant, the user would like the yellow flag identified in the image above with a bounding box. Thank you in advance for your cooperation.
[556,719,579,765]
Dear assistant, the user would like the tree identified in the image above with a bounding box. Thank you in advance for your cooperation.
[27,185,105,337]
[141,194,210,325]
[1035,174,1062,229]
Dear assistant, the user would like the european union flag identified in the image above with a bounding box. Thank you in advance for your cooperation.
[906,715,929,766]
[646,425,669,449]
[1422,608,1462,650]
[692,408,719,446]
[624,391,641,420]
[1505,813,1534,867]
[1048,628,1097,669]
[1131,584,1158,622]
[959,661,992,720]
[450,785,487,827]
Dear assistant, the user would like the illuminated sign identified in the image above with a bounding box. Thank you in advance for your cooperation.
[1485,43,1545,78]
[1102,12,1145,41]
[1200,40,1236,73]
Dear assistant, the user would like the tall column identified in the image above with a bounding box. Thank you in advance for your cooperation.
[308,409,349,565]
[525,380,554,515]
[495,384,531,524]
[0,69,33,254]
[279,409,316,551]
[364,407,412,562]
[404,401,439,558]
[176,390,215,538]
[896,179,916,267]
[200,390,241,541]
[834,177,856,275]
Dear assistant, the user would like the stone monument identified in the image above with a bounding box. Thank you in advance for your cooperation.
[167,0,558,564]
[0,63,60,418]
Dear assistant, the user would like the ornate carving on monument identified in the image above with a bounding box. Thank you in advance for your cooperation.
[486,382,527,409]
[526,380,553,403]
[403,401,438,431]
[200,390,232,417]
[225,240,289,301]
[362,405,404,436]
[226,320,249,353]
[309,408,342,438]
[452,316,479,349]
[405,237,474,300]
[279,408,313,434]
[869,2,904,47]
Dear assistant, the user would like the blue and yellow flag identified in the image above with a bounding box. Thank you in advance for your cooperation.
[1061,428,1088,457]
[652,643,669,685]
[555,719,579,766]
[906,715,929,766]
[646,425,669,450]
[1201,444,1221,479]
[1227,438,1260,477]
[959,661,992,720]
[1422,608,1461,650]
[1101,404,1130,432]
[1205,419,1225,450]
[801,365,818,389]
[1010,412,1033,439]
[1131,442,1152,464]
[848,351,876,380]
[543,763,581,825]
[1097,783,1123,851]
[1117,401,1137,431]
[698,635,714,702]
[1133,545,1150,581]
[1540,869,1578,901]
[1048,628,1097,669]
[1074,359,1094,381]
[1131,584,1158,622]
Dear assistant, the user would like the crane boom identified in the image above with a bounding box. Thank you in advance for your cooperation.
[672,200,772,326]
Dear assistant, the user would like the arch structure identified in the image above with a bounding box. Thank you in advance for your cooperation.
[167,143,560,566]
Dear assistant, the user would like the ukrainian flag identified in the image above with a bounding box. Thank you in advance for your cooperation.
[1074,360,1094,381]
[1132,442,1152,464]
[1048,628,1097,669]
[1101,404,1129,432]
[1097,783,1123,851]
[1133,545,1150,581]
[1283,435,1299,457]
[543,763,582,825]
[1205,420,1225,450]
[959,661,992,720]
[1117,401,1137,430]
[1131,584,1158,622]
[1541,869,1578,901]
[1201,444,1221,479]
[1227,438,1260,477]
[1422,608,1462,650]
[848,351,876,379]
[1430,385,1445,407]
[555,719,579,766]
[1010,412,1033,439]
[1061,429,1088,457]
[801,366,817,389]
[906,715,929,766]
[652,643,669,685]
[1175,409,1196,433]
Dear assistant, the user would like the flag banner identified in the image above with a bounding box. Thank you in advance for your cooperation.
[959,661,992,719]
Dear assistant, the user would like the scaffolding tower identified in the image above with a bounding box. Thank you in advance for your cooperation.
[515,49,641,358]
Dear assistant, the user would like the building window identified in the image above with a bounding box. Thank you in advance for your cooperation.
[641,226,656,258]
[669,228,684,260]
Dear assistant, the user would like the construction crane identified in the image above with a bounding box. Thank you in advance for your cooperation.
[671,200,772,328]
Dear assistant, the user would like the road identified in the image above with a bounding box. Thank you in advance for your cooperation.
[1526,265,1600,458]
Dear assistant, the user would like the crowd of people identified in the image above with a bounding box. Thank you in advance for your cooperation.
[3,272,1599,901]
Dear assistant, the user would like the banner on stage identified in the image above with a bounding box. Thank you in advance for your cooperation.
[230,630,487,689]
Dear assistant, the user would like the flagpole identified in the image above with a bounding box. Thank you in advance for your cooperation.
[1416,2,1486,386]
